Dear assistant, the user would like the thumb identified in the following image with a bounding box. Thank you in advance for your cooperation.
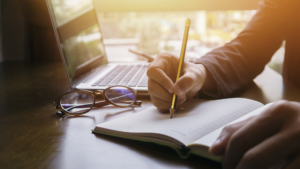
[174,72,203,97]
[209,117,255,156]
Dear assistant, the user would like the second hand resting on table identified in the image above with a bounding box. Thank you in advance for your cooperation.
[146,52,300,169]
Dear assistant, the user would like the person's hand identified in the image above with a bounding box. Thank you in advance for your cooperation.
[210,100,300,169]
[147,52,208,112]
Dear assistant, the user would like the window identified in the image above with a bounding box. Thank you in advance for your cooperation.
[95,0,284,74]
[96,11,257,63]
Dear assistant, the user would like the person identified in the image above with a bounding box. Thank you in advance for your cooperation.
[146,0,300,168]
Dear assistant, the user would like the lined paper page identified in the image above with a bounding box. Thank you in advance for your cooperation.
[190,103,273,147]
[95,98,263,146]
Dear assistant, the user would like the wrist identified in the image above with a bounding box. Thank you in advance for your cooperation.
[198,64,219,95]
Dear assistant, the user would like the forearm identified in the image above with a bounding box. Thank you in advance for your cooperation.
[195,0,287,97]
[200,65,219,96]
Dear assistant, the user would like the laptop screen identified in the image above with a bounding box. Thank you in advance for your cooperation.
[48,0,108,85]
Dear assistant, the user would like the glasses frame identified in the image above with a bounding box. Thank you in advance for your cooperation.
[54,86,142,116]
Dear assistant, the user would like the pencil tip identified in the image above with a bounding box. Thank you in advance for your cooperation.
[169,108,175,119]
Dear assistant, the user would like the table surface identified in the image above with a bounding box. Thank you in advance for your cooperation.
[1,61,300,169]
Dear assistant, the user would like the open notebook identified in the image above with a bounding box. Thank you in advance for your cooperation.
[93,98,272,162]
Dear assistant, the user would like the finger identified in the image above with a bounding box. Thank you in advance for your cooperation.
[152,52,178,73]
[176,95,186,108]
[156,98,186,113]
[223,107,285,169]
[210,117,254,156]
[147,67,174,94]
[150,95,171,110]
[148,79,173,102]
[174,63,206,99]
[147,53,179,94]
[150,95,185,110]
[174,72,199,97]
[157,108,169,113]
[236,123,300,169]
[159,98,186,114]
[147,63,152,69]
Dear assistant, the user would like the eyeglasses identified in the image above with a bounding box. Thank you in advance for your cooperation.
[54,86,142,117]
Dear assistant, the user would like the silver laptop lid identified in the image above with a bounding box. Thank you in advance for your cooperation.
[46,0,108,89]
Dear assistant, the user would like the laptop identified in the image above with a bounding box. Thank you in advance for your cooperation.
[46,0,149,95]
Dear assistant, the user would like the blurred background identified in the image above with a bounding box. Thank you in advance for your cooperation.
[0,0,284,73]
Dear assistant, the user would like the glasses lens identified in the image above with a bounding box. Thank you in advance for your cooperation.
[105,87,135,106]
[60,91,94,114]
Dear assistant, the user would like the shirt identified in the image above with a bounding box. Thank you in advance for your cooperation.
[196,0,300,97]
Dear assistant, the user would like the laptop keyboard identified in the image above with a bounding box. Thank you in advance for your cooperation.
[92,65,148,87]
[128,65,147,87]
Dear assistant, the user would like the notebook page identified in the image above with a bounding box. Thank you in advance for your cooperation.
[95,98,263,146]
[190,103,273,148]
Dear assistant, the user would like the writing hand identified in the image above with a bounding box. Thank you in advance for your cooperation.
[147,52,208,112]
[210,100,300,169]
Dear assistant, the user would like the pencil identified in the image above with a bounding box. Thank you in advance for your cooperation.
[170,19,191,119]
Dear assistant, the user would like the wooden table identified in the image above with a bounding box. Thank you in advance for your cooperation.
[1,62,300,169]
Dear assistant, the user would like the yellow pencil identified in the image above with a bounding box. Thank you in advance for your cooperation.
[170,19,191,119]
